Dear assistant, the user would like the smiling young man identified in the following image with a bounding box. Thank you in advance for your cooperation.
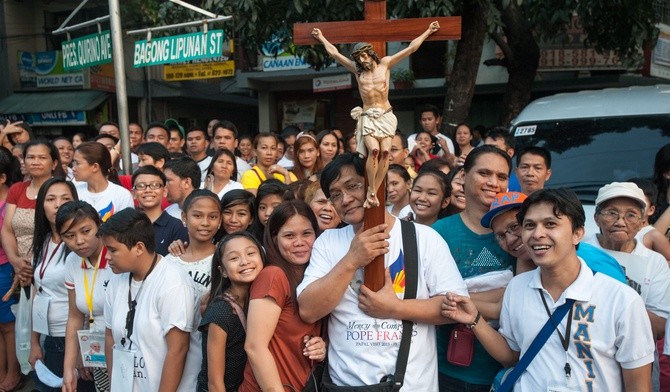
[101,208,200,392]
[431,145,516,391]
[296,153,467,390]
[442,188,655,391]
[211,121,252,180]
[132,166,187,256]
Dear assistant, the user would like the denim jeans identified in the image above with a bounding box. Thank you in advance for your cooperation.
[33,335,96,392]
[439,373,491,392]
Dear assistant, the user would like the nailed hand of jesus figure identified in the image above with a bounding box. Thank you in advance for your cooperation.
[312,22,439,208]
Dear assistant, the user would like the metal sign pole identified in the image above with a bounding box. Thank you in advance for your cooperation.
[108,0,131,174]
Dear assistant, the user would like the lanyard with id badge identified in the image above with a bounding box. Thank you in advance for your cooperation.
[540,291,580,392]
[32,242,63,335]
[111,254,158,392]
[78,250,107,369]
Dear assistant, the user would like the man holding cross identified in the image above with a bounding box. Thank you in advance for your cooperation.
[312,21,439,208]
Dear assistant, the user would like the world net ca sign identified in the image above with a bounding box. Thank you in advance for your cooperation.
[62,31,112,71]
[133,30,224,67]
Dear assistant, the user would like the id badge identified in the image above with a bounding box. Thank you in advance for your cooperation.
[77,330,106,368]
[32,294,51,335]
[111,345,135,392]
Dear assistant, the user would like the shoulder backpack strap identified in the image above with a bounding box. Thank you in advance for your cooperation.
[392,220,418,391]
[498,298,576,392]
[252,167,264,183]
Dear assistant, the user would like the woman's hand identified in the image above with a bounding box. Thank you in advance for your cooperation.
[167,239,188,257]
[303,335,327,362]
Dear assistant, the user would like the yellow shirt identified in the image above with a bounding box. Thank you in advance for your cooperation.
[240,166,297,190]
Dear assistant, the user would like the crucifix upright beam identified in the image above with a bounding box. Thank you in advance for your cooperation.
[294,1,461,292]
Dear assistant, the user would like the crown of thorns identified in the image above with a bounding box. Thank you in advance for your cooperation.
[351,43,374,58]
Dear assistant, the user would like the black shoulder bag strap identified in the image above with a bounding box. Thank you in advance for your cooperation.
[392,220,418,391]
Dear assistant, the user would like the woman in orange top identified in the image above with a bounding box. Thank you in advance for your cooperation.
[239,200,326,392]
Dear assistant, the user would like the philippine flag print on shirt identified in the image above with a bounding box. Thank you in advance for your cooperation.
[99,201,114,222]
[389,250,406,297]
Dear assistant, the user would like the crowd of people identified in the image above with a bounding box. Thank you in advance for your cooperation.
[0,103,669,392]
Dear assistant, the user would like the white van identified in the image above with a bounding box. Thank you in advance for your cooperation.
[510,84,670,233]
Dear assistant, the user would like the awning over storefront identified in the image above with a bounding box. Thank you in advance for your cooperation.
[0,91,108,113]
[0,91,108,126]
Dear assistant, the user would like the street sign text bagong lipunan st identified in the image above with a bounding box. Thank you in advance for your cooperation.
[62,30,113,71]
[133,30,224,67]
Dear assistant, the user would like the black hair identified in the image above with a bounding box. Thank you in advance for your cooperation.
[253,132,278,148]
[418,157,453,174]
[131,165,166,186]
[145,122,169,138]
[136,142,171,164]
[206,148,238,181]
[99,207,156,253]
[182,189,222,214]
[93,133,119,145]
[73,132,87,143]
[249,179,293,241]
[186,126,210,141]
[209,232,266,307]
[516,146,552,169]
[31,178,78,266]
[517,188,585,232]
[394,130,408,149]
[56,200,101,236]
[213,120,239,139]
[0,146,21,187]
[163,156,201,190]
[463,145,512,175]
[485,126,516,151]
[280,125,301,139]
[419,104,441,119]
[628,178,657,207]
[651,143,670,224]
[98,121,120,132]
[320,153,365,198]
[387,164,411,183]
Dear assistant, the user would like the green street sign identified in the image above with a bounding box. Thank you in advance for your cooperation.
[62,30,113,71]
[133,30,224,67]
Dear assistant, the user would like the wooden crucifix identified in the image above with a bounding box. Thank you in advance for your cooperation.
[294,1,461,291]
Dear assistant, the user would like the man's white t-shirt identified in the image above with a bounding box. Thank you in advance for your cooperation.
[196,156,213,187]
[165,203,183,220]
[104,258,200,392]
[499,258,655,390]
[585,235,670,318]
[407,132,455,156]
[236,157,252,181]
[297,218,467,390]
[75,182,134,221]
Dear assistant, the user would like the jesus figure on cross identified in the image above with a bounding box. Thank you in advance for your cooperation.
[312,21,440,208]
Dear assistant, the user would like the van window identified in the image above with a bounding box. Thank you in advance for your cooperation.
[513,115,670,203]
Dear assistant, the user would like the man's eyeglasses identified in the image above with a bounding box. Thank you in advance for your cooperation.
[329,182,364,204]
[598,210,642,224]
[133,182,164,191]
[495,222,521,243]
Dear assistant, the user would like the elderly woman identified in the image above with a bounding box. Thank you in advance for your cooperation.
[584,182,670,343]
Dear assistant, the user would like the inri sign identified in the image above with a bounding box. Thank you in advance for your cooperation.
[133,30,224,67]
